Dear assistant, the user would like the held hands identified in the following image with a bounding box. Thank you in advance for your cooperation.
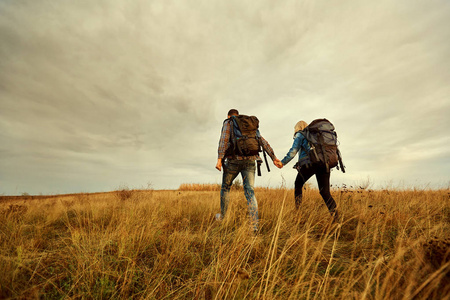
[274,159,283,169]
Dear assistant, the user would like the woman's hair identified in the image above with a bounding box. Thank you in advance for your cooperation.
[294,120,308,137]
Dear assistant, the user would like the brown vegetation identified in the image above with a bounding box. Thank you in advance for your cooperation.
[178,182,277,193]
[0,187,449,299]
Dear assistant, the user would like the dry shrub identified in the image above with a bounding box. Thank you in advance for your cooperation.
[2,204,28,217]
[178,183,221,191]
[422,238,450,269]
[115,188,134,201]
[178,181,274,192]
[60,199,75,208]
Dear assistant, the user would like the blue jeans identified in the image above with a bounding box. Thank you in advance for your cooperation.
[220,159,258,231]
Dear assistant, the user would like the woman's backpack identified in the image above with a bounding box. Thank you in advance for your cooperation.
[300,119,345,173]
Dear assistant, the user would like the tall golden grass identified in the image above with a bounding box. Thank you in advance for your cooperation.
[0,186,449,299]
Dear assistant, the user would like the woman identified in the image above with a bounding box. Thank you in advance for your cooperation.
[275,120,338,221]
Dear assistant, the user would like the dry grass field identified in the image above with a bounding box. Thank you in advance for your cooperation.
[0,185,449,299]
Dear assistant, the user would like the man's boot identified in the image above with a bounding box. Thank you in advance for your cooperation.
[330,209,339,223]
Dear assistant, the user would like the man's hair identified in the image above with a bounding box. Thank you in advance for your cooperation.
[227,109,239,117]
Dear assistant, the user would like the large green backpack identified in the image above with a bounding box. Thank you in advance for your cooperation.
[300,119,345,173]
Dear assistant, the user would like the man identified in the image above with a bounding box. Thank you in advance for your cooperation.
[215,109,281,232]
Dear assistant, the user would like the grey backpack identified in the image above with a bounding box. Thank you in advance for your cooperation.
[299,119,345,173]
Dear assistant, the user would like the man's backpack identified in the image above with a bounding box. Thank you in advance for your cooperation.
[299,118,345,173]
[224,115,271,176]
[228,115,261,156]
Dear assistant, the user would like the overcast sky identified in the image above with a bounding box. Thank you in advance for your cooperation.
[1,0,449,195]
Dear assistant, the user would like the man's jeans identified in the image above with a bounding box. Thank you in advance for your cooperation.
[220,159,258,231]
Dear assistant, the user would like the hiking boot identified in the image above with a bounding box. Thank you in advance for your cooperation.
[295,196,302,209]
[215,213,223,221]
[330,210,340,223]
[252,227,259,236]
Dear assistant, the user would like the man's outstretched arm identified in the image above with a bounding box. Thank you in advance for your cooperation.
[259,136,282,167]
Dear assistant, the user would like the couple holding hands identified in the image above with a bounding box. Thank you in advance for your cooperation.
[215,109,338,233]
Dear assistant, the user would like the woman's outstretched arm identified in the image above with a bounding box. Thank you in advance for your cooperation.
[281,132,303,166]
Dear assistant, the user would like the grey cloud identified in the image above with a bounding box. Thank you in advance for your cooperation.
[1,0,450,194]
